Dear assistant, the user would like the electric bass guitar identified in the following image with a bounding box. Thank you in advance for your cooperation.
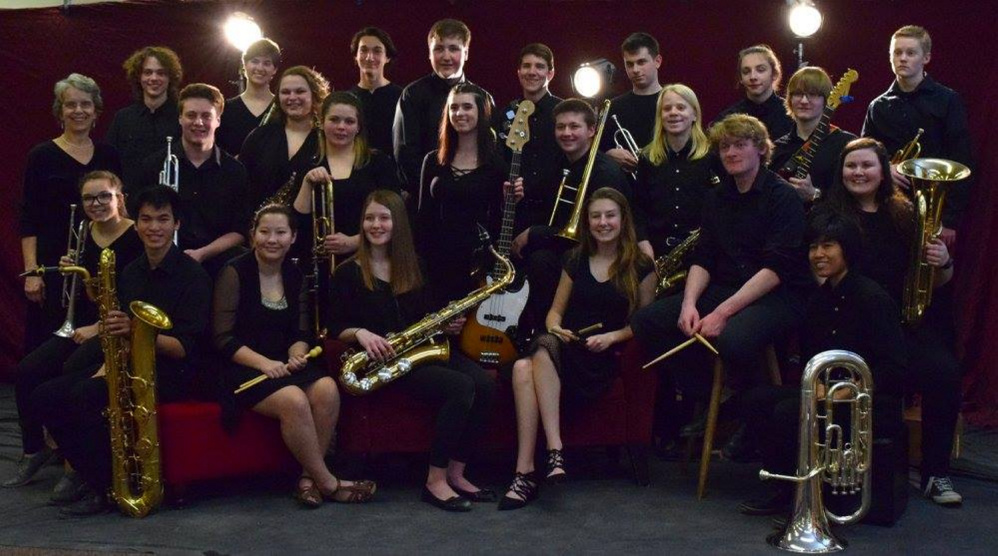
[777,69,859,180]
[458,100,535,366]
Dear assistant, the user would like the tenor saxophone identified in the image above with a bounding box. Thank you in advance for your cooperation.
[654,229,700,298]
[339,245,515,395]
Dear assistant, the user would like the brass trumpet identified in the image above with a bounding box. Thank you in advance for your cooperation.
[158,136,180,245]
[891,128,924,165]
[548,99,612,242]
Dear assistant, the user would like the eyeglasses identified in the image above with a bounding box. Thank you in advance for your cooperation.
[82,191,115,206]
[790,92,824,100]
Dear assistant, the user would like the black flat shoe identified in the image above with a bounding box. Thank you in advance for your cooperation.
[58,485,112,517]
[498,471,540,511]
[421,486,472,512]
[2,447,56,488]
[546,449,566,484]
[448,483,497,503]
[50,470,88,506]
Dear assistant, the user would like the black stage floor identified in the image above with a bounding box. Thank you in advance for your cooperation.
[1,384,995,555]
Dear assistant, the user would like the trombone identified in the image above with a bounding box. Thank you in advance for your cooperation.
[611,114,639,179]
[158,136,180,245]
[55,204,89,338]
[308,179,334,339]
[548,99,612,242]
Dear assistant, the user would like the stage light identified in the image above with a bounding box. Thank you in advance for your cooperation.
[224,12,262,52]
[788,0,822,38]
[572,59,616,99]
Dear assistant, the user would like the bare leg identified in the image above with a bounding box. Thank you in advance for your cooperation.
[532,348,563,451]
[304,377,339,456]
[426,465,460,500]
[511,358,540,474]
[253,386,337,494]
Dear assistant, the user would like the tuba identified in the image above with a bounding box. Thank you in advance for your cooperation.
[897,158,971,324]
[548,99,612,242]
[339,238,515,396]
[654,229,700,298]
[891,128,923,165]
[759,350,873,553]
[55,205,89,338]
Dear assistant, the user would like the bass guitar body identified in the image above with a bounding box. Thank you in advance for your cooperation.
[459,275,529,366]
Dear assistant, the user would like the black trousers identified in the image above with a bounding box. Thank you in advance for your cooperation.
[906,316,962,479]
[631,284,804,398]
[22,273,64,354]
[13,335,95,453]
[396,351,495,469]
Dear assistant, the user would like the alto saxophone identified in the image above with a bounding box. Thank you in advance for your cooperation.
[339,244,515,396]
[654,228,700,298]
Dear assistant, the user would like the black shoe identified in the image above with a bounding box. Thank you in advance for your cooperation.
[50,470,88,506]
[59,485,111,517]
[498,471,540,511]
[739,487,793,516]
[546,449,566,484]
[923,476,963,506]
[722,424,759,463]
[421,486,472,512]
[448,483,497,503]
[2,447,56,488]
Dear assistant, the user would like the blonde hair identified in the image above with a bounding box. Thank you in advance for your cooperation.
[645,84,709,166]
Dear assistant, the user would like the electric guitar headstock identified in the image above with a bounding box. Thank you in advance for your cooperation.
[505,100,535,153]
[827,69,859,110]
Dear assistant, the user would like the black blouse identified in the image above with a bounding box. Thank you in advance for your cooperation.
[20,140,122,263]
[75,225,144,325]
[561,251,654,334]
[327,259,435,339]
[854,208,912,309]
[212,251,309,361]
[634,141,719,256]
[240,121,322,209]
[217,96,272,157]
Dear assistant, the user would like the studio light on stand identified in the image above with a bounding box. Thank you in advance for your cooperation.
[223,12,263,92]
[787,0,823,69]
[572,59,616,102]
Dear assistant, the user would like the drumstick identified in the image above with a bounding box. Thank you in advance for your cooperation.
[234,346,324,395]
[695,333,719,355]
[642,337,697,369]
[575,322,604,337]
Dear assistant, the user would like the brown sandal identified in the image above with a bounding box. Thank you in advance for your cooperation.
[324,477,377,504]
[295,477,323,509]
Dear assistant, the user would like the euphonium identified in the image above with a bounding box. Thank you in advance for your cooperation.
[891,128,924,165]
[55,205,89,338]
[759,350,874,553]
[897,158,971,324]
[98,249,172,518]
[339,242,515,396]
[654,229,700,298]
[548,99,612,242]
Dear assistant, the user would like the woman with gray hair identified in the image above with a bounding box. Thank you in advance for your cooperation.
[19,73,121,355]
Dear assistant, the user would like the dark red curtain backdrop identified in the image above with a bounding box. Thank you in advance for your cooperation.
[1,0,995,420]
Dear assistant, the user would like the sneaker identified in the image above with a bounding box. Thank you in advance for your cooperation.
[923,476,963,506]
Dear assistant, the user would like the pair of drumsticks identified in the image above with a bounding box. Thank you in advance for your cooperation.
[642,333,719,369]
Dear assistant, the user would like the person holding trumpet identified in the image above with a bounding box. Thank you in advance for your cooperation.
[500,188,655,510]
[214,203,375,508]
[7,170,141,494]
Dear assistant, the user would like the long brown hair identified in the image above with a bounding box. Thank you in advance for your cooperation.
[436,83,495,166]
[352,190,423,295]
[571,187,650,315]
[825,137,914,240]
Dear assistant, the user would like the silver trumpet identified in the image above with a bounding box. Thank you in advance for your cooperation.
[611,114,640,178]
[55,204,89,338]
[158,136,180,245]
[759,350,874,553]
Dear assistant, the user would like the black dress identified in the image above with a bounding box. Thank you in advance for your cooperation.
[19,140,121,351]
[214,252,324,414]
[526,251,654,401]
[416,151,507,304]
[217,96,272,157]
[240,121,321,209]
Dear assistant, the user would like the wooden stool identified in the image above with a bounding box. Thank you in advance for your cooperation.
[689,344,781,499]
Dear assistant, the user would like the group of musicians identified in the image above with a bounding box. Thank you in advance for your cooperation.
[10,19,975,519]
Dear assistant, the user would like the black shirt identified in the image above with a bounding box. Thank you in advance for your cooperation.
[599,90,660,152]
[715,94,794,141]
[802,271,906,397]
[349,83,404,157]
[770,126,857,192]
[240,121,322,209]
[862,75,974,227]
[327,259,434,338]
[75,226,144,326]
[118,245,212,398]
[20,140,122,263]
[216,96,272,157]
[137,146,251,251]
[392,73,494,193]
[494,93,564,234]
[852,207,912,309]
[105,100,180,190]
[634,141,719,256]
[692,168,810,291]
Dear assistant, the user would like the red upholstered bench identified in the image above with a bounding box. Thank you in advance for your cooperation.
[158,401,297,495]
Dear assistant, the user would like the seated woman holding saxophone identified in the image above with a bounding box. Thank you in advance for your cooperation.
[6,170,142,495]
[818,137,964,506]
[32,186,212,516]
[738,210,906,516]
[633,83,718,262]
[293,91,401,262]
[214,204,375,508]
[328,190,495,512]
[500,188,655,510]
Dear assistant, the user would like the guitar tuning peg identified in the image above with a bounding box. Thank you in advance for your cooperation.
[841,95,854,103]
